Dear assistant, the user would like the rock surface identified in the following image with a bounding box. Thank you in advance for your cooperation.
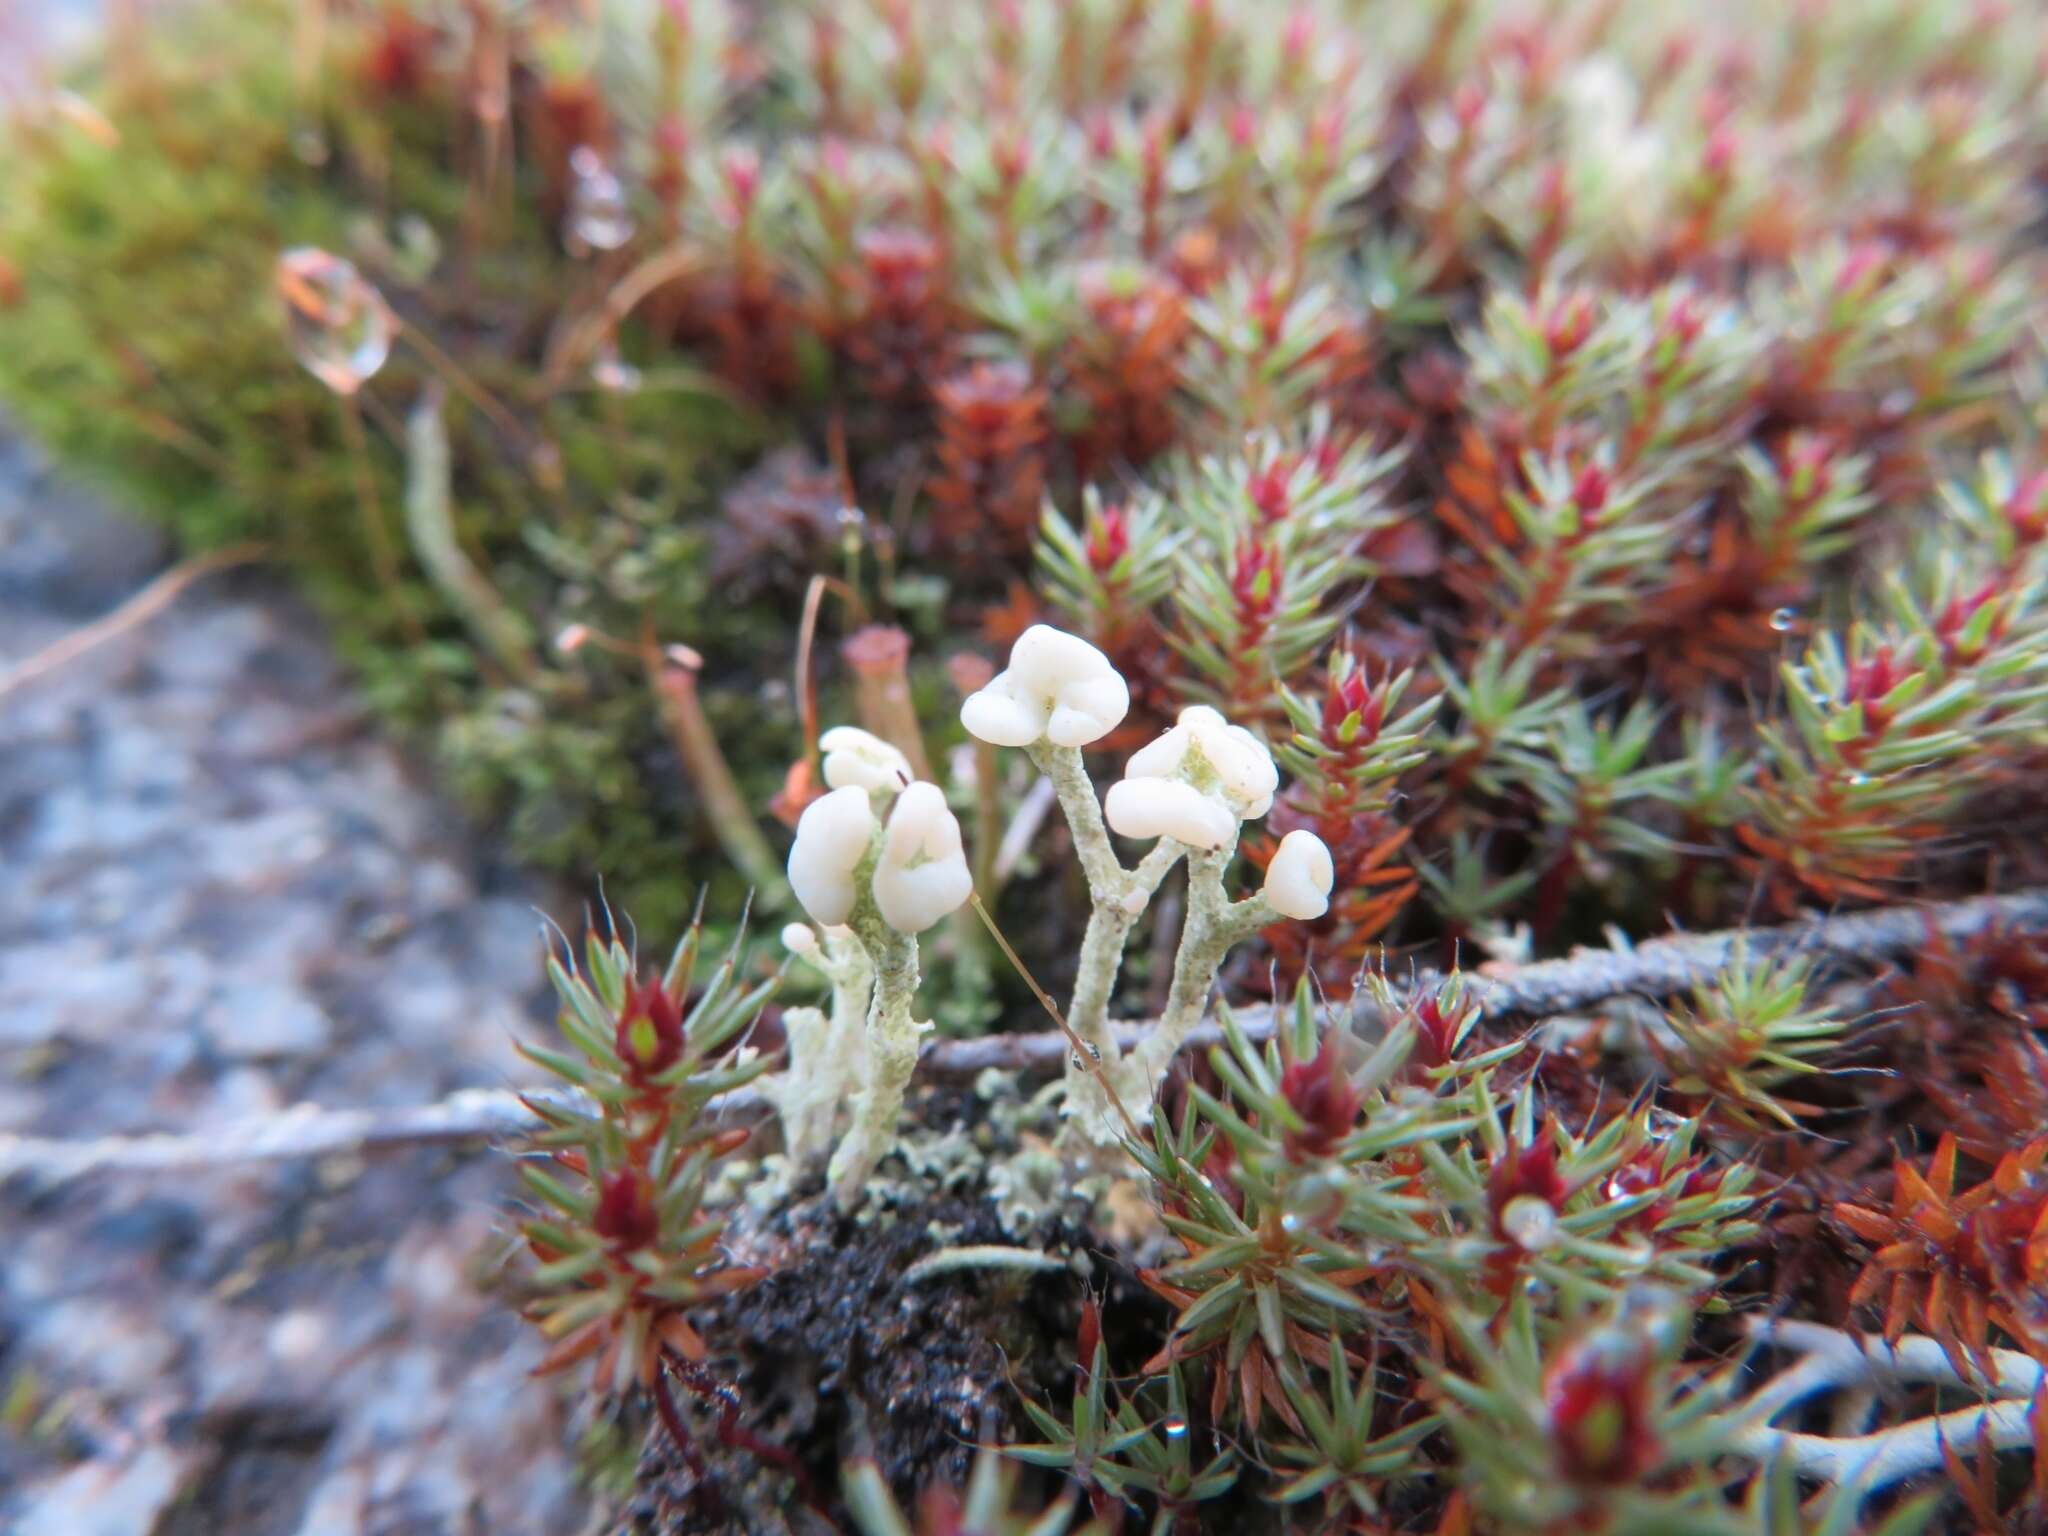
[0,430,590,1535]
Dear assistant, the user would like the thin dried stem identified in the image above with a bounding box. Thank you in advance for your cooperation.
[399,320,534,452]
[540,242,704,393]
[0,542,269,702]
[9,887,2043,1185]
[790,572,866,794]
[969,892,1145,1144]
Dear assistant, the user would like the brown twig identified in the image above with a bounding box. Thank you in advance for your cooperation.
[399,320,534,452]
[540,242,704,393]
[644,636,789,908]
[0,542,270,703]
[5,887,2043,1184]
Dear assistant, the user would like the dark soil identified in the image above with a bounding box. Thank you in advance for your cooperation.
[619,1096,1168,1535]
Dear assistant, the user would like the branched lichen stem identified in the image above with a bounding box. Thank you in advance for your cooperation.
[1031,743,1188,1139]
[1133,839,1274,1089]
[1029,742,1127,903]
[1723,1318,2044,1491]
[826,882,924,1207]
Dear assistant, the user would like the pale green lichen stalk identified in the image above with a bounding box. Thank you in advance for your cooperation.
[762,922,872,1167]
[962,626,1334,1144]
[1027,739,1185,1132]
[825,884,926,1203]
[776,730,971,1207]
[1135,828,1335,1087]
[1130,844,1277,1089]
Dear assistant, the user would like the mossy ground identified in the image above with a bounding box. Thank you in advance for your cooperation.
[0,4,811,939]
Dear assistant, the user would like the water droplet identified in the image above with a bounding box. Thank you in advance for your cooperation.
[1069,1051,1085,1071]
[276,248,393,395]
[1162,1416,1189,1438]
[1086,1042,1102,1062]
[1280,1211,1303,1234]
[836,504,867,531]
[1845,771,1871,787]
[1500,1195,1559,1252]
[566,146,635,254]
[590,339,643,394]
[1769,607,1797,632]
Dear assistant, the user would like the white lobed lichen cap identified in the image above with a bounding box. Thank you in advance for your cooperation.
[787,784,879,926]
[819,725,913,795]
[958,624,1130,749]
[780,922,820,954]
[1263,830,1334,920]
[871,781,973,934]
[1123,705,1279,818]
[1104,704,1280,850]
[1103,777,1238,850]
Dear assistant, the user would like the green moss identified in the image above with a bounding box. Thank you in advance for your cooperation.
[0,3,786,926]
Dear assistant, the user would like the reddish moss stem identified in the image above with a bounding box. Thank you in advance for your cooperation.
[647,643,789,908]
[842,623,933,781]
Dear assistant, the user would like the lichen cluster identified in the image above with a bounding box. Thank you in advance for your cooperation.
[7,0,2048,1530]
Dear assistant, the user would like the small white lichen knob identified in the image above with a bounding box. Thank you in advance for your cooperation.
[1103,777,1238,849]
[780,922,819,955]
[959,624,1130,748]
[1124,704,1278,818]
[819,725,913,794]
[1263,829,1334,920]
[1105,704,1280,849]
[871,781,972,934]
[787,784,879,926]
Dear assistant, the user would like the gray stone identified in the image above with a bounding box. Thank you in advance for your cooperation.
[11,1445,200,1536]
[0,422,582,1533]
[205,981,334,1061]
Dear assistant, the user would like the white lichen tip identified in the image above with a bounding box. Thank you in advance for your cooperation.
[787,784,879,927]
[819,725,913,795]
[871,781,973,935]
[1124,705,1279,818]
[780,922,820,954]
[958,624,1130,749]
[1263,830,1334,920]
[1104,704,1279,849]
[1103,777,1238,850]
